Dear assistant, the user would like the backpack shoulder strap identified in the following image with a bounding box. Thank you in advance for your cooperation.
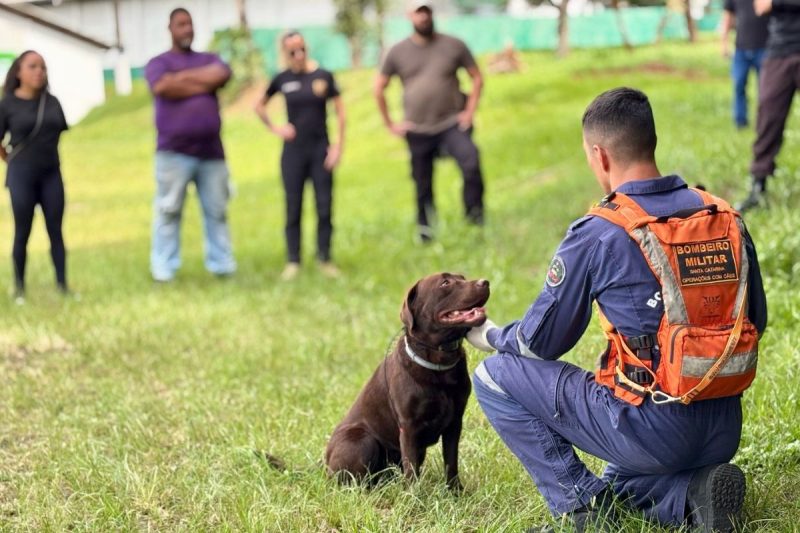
[691,187,738,215]
[7,92,47,163]
[587,191,654,232]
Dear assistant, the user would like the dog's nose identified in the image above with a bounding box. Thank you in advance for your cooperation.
[476,279,490,288]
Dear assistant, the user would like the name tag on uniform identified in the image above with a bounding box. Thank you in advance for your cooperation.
[282,81,301,94]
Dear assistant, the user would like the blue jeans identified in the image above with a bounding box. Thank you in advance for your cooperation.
[732,48,766,127]
[151,151,236,280]
[473,354,742,526]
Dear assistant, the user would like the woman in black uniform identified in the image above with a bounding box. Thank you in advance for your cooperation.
[0,51,69,302]
[254,31,346,281]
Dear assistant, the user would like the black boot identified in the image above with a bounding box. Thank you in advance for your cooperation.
[735,176,767,213]
[466,206,485,226]
[686,463,746,533]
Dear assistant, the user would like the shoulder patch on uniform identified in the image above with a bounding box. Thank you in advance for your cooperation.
[546,255,566,288]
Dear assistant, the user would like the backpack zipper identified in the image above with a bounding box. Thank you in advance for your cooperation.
[669,325,689,364]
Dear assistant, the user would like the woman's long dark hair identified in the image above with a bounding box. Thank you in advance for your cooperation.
[3,50,48,98]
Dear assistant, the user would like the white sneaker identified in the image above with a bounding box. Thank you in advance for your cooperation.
[11,287,24,306]
[280,262,301,281]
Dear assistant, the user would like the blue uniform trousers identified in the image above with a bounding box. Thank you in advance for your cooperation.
[473,354,742,526]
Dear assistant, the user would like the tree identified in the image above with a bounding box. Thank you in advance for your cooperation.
[235,0,249,31]
[208,0,264,101]
[525,0,570,57]
[654,0,697,43]
[683,0,698,42]
[462,0,570,57]
[333,0,388,68]
[605,0,633,50]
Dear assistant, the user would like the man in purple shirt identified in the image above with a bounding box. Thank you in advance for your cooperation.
[144,7,236,282]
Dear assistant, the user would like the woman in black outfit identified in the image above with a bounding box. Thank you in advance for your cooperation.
[254,31,346,281]
[0,51,69,302]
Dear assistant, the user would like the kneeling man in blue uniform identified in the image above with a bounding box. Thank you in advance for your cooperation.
[467,87,767,532]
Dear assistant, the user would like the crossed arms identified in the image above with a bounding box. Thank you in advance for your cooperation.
[151,63,231,100]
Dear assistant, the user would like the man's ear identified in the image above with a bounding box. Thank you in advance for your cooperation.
[595,145,612,174]
[400,282,419,333]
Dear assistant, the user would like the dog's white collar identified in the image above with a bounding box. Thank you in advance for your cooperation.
[404,336,460,371]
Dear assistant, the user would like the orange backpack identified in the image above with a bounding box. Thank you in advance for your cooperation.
[588,189,758,406]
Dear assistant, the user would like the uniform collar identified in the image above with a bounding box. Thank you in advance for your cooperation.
[614,175,687,196]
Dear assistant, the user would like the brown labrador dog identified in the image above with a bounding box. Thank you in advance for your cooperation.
[325,273,490,490]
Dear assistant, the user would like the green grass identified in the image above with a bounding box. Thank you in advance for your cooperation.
[2,39,799,531]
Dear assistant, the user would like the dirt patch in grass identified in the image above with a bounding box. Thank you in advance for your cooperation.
[575,61,711,81]
[0,333,74,371]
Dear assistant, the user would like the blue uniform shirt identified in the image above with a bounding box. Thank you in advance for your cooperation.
[487,175,768,361]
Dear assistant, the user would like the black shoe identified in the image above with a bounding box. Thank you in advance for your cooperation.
[527,488,617,533]
[467,208,485,226]
[735,177,767,213]
[687,463,746,533]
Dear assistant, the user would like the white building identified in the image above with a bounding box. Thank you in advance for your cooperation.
[6,0,341,70]
[0,2,111,124]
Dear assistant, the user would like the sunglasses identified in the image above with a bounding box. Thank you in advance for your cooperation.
[288,47,306,58]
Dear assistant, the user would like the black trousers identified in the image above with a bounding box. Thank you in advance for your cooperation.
[405,126,484,228]
[750,54,800,179]
[6,163,66,290]
[280,137,333,263]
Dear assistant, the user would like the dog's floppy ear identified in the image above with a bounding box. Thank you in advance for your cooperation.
[400,281,419,333]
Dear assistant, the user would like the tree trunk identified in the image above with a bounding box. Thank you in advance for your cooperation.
[350,36,363,68]
[684,0,697,42]
[376,10,386,58]
[654,9,670,43]
[234,0,259,85]
[556,0,570,58]
[236,0,249,32]
[611,0,633,50]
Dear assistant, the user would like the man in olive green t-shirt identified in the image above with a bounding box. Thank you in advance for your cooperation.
[375,0,485,242]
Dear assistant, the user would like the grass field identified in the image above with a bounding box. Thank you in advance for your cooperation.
[1,39,799,532]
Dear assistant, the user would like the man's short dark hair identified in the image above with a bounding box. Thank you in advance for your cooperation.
[169,7,190,23]
[582,87,657,164]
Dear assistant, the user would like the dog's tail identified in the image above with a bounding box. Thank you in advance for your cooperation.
[252,450,322,475]
[255,450,288,471]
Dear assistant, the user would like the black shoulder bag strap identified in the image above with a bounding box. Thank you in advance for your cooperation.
[6,92,47,163]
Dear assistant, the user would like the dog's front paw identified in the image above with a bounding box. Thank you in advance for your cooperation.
[446,477,464,494]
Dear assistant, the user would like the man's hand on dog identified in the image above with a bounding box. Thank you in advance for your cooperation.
[467,319,498,352]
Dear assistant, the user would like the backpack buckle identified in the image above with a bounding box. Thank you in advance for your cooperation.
[623,363,654,385]
[625,334,657,361]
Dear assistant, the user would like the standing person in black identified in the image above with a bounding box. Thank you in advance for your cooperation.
[254,31,346,281]
[0,51,69,303]
[737,0,800,212]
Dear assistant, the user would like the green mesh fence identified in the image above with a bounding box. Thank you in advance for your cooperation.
[251,7,721,75]
[112,8,721,80]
